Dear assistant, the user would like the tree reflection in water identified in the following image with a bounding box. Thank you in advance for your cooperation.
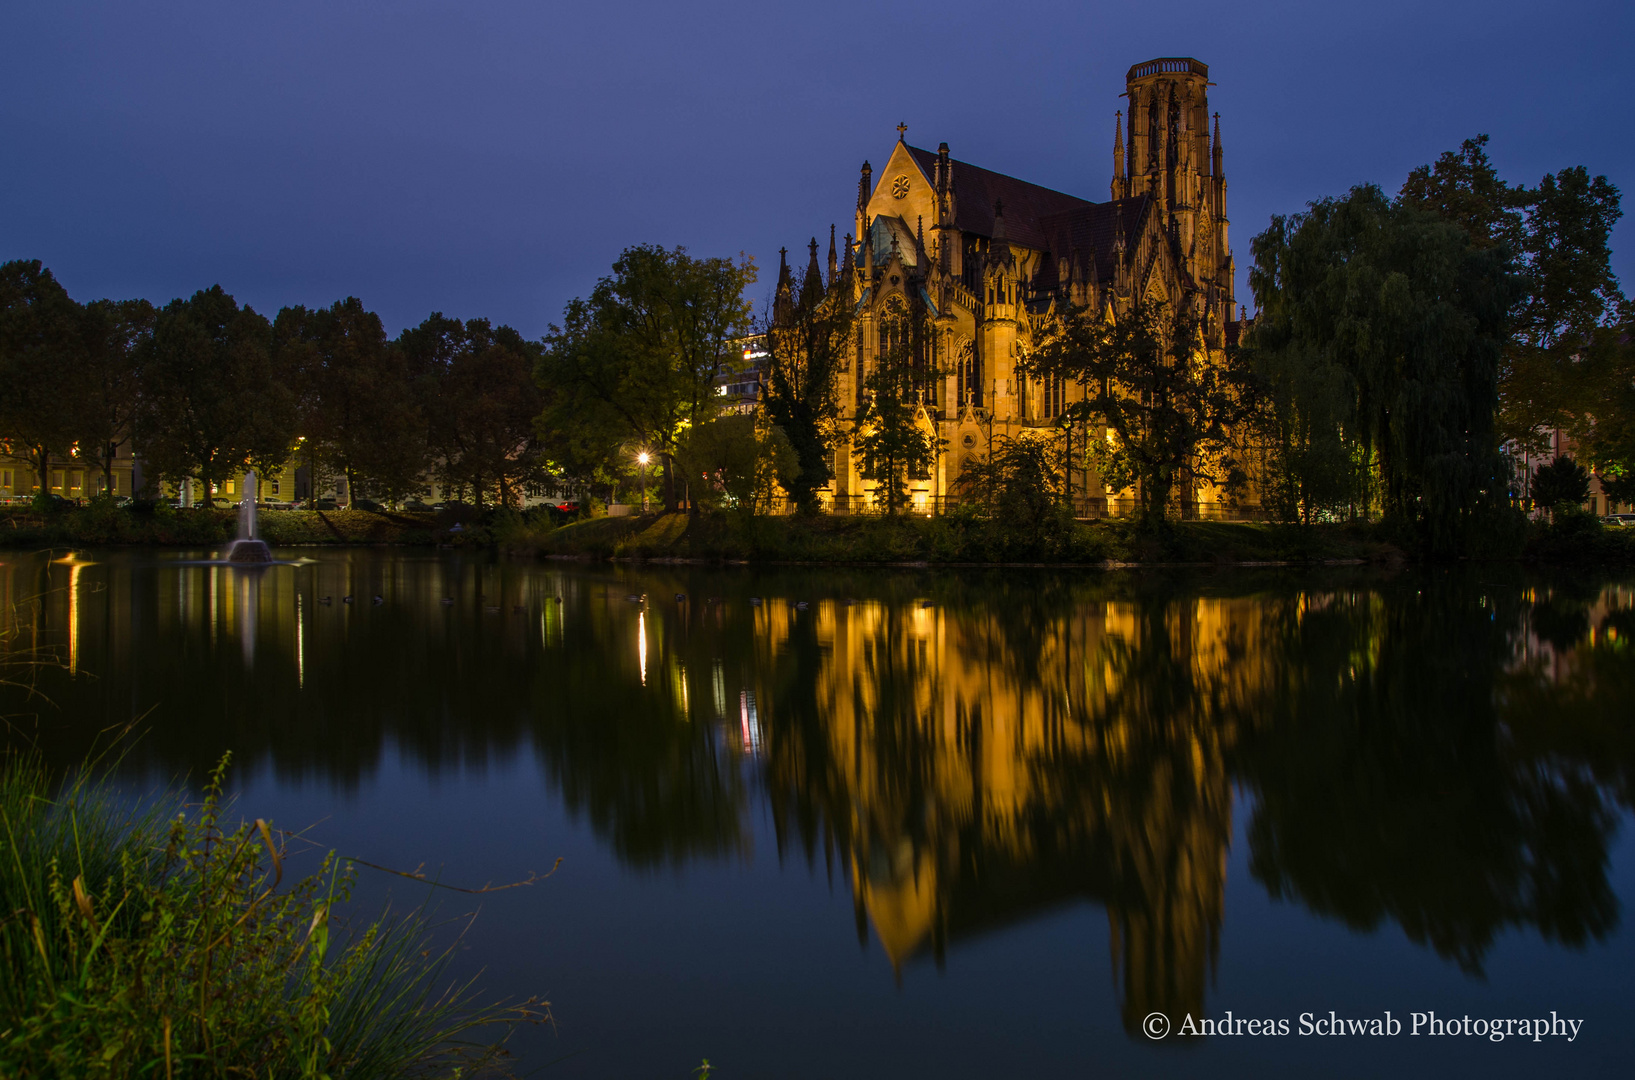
[2,555,1631,1037]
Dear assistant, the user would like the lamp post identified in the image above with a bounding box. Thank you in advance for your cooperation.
[637,452,650,512]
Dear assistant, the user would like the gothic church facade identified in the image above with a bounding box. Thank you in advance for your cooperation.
[778,56,1245,515]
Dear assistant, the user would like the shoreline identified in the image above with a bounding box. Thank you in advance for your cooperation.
[6,506,1631,566]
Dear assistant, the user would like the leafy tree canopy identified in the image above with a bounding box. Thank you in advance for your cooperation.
[759,247,852,514]
[277,298,427,505]
[0,260,84,492]
[135,286,295,505]
[852,296,942,515]
[1248,185,1518,552]
[1026,298,1256,525]
[1398,135,1627,455]
[539,246,756,512]
[399,313,543,509]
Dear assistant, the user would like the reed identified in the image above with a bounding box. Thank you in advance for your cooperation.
[0,751,543,1078]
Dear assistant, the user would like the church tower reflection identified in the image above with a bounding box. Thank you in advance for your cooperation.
[748,589,1276,1030]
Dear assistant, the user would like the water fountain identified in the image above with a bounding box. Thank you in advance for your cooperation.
[225,471,273,563]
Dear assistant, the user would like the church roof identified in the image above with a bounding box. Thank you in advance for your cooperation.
[1037,194,1153,283]
[904,144,1095,251]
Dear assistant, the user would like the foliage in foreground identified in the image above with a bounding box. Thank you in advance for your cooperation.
[0,753,541,1079]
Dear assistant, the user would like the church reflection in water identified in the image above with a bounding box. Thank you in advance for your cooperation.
[3,554,1631,1036]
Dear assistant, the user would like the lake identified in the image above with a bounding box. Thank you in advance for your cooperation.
[1,549,1631,1078]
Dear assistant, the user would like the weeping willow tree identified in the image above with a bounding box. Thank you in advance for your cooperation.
[1248,185,1520,553]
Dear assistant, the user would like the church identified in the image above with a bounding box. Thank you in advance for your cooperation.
[774,56,1247,516]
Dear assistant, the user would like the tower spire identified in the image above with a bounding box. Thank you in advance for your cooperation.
[774,247,794,323]
[802,238,823,309]
[856,160,873,244]
[1211,112,1223,178]
[1112,111,1125,200]
[827,224,838,283]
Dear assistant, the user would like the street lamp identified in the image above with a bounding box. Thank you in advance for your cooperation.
[637,452,650,512]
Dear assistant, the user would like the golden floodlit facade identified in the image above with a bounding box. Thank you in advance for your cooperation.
[796,57,1247,516]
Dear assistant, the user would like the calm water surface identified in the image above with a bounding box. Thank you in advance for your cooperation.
[2,549,1632,1078]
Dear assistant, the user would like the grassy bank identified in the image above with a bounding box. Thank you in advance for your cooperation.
[0,504,442,547]
[0,752,540,1078]
[9,502,1633,565]
[510,511,1405,565]
[512,509,1635,565]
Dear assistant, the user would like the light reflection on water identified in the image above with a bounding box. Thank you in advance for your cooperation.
[1,549,1632,1076]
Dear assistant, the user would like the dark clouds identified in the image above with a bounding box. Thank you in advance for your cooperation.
[3,0,1629,336]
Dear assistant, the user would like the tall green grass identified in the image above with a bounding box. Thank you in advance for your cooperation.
[0,752,543,1078]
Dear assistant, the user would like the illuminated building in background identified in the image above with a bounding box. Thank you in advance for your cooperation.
[771,57,1251,517]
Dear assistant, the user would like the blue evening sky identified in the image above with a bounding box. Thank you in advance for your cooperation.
[2,0,1629,337]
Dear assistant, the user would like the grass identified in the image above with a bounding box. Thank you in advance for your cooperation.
[511,509,1405,566]
[0,750,543,1078]
[0,504,441,548]
[10,499,1632,565]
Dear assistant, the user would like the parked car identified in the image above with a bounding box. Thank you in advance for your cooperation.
[1603,513,1635,527]
[351,498,383,512]
[401,500,432,512]
[311,498,338,510]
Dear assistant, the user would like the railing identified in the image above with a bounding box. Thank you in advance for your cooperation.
[1127,57,1208,81]
[820,492,1272,522]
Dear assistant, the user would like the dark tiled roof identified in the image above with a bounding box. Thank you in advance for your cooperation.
[1037,195,1153,284]
[905,145,1095,251]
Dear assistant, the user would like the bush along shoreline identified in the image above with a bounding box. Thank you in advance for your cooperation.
[4,500,1633,566]
[0,751,544,1079]
[504,508,1635,567]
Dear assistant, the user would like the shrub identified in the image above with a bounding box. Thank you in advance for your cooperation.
[0,753,542,1078]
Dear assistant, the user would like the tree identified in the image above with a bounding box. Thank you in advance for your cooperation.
[674,414,798,517]
[277,298,426,506]
[954,432,1075,551]
[0,260,83,495]
[759,243,852,514]
[1247,186,1518,553]
[135,286,295,506]
[1532,456,1590,511]
[400,314,543,509]
[1025,298,1255,525]
[539,245,757,513]
[1399,135,1626,454]
[852,295,942,515]
[78,298,155,498]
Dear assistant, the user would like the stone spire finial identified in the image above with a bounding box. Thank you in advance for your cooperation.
[827,224,838,283]
[774,247,794,323]
[802,238,824,309]
[897,122,908,142]
[1211,112,1223,178]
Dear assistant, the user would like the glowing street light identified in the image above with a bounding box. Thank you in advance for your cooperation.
[636,451,651,512]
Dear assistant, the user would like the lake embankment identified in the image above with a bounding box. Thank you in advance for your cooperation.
[7,503,1633,565]
[0,504,442,547]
